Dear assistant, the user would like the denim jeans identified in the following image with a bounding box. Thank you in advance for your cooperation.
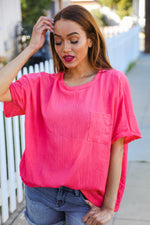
[24,185,91,225]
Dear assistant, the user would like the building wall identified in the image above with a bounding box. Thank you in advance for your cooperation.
[51,0,70,16]
[133,0,145,27]
[0,0,21,60]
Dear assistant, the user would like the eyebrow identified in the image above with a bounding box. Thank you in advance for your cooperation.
[54,32,80,37]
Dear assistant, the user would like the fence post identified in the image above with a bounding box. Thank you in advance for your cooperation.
[5,117,16,213]
[16,71,25,156]
[13,116,23,202]
[20,115,25,156]
[40,62,44,72]
[0,102,9,223]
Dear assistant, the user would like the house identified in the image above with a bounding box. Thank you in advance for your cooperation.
[0,0,22,64]
[0,0,70,67]
[50,0,71,17]
[133,0,145,28]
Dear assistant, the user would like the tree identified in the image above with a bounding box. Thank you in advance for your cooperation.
[145,0,150,53]
[116,0,132,18]
[98,0,120,9]
[18,0,53,60]
[91,9,108,27]
[21,0,52,31]
[98,0,133,19]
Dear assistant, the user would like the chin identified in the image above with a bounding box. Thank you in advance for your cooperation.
[64,64,77,70]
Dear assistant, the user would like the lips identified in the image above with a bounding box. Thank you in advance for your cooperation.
[63,55,75,62]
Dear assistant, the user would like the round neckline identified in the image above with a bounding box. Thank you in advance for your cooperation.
[60,70,106,91]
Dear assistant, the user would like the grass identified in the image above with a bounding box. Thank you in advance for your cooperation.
[126,61,136,74]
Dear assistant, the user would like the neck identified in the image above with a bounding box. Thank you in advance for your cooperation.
[65,66,98,80]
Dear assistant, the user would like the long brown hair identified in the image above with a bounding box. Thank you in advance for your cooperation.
[50,4,112,72]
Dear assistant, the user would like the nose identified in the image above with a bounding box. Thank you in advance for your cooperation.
[63,40,71,52]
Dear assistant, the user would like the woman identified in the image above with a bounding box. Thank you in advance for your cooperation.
[0,5,141,225]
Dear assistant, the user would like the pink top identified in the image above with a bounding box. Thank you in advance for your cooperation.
[4,69,141,211]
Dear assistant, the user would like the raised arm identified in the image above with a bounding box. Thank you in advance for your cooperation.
[0,16,54,102]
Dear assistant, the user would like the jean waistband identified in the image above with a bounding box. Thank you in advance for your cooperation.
[58,186,80,197]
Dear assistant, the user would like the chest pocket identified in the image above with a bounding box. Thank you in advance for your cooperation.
[88,112,112,144]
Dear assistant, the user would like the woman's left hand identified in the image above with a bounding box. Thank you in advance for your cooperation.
[82,200,114,225]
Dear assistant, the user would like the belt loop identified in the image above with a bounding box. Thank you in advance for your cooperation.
[74,190,80,197]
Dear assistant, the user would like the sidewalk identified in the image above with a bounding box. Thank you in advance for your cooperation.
[127,53,150,161]
[3,53,150,225]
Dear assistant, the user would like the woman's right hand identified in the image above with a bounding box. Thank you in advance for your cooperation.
[0,16,54,102]
[29,16,54,53]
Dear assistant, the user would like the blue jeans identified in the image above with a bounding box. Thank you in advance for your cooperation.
[25,185,91,225]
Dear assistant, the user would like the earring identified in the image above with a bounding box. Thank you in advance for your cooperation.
[89,41,93,48]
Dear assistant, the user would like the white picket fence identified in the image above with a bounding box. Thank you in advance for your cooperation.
[0,60,54,224]
[0,25,140,224]
[106,24,140,73]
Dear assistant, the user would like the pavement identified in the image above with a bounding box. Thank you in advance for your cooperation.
[3,53,150,225]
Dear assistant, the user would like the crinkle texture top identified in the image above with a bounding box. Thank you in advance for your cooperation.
[4,69,142,211]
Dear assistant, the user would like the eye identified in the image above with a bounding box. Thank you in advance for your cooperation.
[54,37,62,46]
[71,40,78,44]
[55,42,62,46]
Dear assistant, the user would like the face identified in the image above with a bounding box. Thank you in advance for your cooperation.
[54,19,92,70]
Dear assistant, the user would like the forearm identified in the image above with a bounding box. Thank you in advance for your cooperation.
[0,16,54,98]
[0,46,35,96]
[102,137,124,211]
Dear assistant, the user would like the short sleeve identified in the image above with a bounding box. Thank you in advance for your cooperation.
[4,74,32,117]
[111,73,142,144]
[111,72,142,211]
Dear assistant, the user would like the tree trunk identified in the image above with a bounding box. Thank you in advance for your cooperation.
[145,0,150,53]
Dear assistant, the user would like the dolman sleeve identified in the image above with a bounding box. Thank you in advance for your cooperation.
[111,72,142,144]
[111,72,142,211]
[4,73,37,117]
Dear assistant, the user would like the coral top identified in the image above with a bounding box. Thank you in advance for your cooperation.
[4,69,141,211]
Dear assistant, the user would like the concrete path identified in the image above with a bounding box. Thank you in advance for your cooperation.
[109,161,150,225]
[2,53,150,225]
[127,53,150,161]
